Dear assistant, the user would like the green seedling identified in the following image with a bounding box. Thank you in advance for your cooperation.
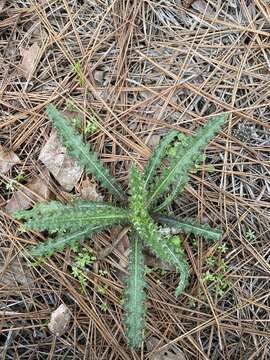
[97,285,108,295]
[14,105,227,348]
[71,247,96,292]
[5,171,26,191]
[203,244,231,296]
[72,115,98,135]
[100,302,108,312]
[245,229,256,241]
[73,60,86,87]
[5,179,16,191]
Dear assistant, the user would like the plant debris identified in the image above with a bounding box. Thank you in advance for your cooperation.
[39,130,83,191]
[0,248,34,287]
[0,0,270,358]
[19,42,41,81]
[48,304,71,337]
[0,0,6,11]
[79,178,103,201]
[146,336,186,360]
[5,176,50,214]
[0,146,20,174]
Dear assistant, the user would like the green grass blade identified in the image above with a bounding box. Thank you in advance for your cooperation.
[148,113,228,207]
[123,232,146,348]
[47,105,126,202]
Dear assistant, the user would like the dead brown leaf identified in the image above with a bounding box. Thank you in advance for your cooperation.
[93,70,105,84]
[0,145,20,174]
[0,248,34,287]
[80,178,103,201]
[146,336,186,360]
[148,134,161,148]
[48,304,71,336]
[5,176,50,214]
[39,130,83,191]
[191,0,215,15]
[182,0,195,7]
[0,0,6,11]
[144,248,175,271]
[19,42,40,80]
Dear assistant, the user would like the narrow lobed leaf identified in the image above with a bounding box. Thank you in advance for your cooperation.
[148,113,228,207]
[143,129,178,189]
[47,105,126,202]
[25,225,105,258]
[153,214,222,241]
[123,232,146,348]
[14,200,129,233]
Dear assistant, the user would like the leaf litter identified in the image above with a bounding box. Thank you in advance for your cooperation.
[5,176,50,214]
[19,42,41,81]
[48,304,71,337]
[0,145,20,174]
[1,1,270,358]
[39,130,83,192]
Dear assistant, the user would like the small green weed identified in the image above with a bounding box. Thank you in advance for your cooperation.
[245,229,256,241]
[5,179,16,191]
[72,115,98,135]
[72,60,86,86]
[97,285,108,295]
[71,247,96,292]
[202,243,231,296]
[65,99,77,111]
[5,171,26,191]
[100,302,108,312]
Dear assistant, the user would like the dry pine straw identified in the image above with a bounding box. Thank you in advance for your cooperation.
[0,0,270,359]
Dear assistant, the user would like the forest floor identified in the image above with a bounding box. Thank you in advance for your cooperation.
[0,1,270,359]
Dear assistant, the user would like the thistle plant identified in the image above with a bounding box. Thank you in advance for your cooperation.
[14,105,227,348]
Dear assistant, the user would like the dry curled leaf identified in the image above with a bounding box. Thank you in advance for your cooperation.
[146,336,186,360]
[0,146,20,174]
[5,176,50,214]
[80,178,103,201]
[19,42,40,80]
[39,130,83,191]
[48,304,71,336]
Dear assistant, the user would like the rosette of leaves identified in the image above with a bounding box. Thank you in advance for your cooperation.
[14,105,227,348]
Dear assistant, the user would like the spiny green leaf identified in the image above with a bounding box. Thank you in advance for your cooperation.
[15,201,129,233]
[25,225,104,258]
[129,165,188,296]
[154,214,222,241]
[47,105,126,202]
[14,200,117,220]
[148,113,228,207]
[14,201,64,220]
[143,129,178,189]
[123,232,146,348]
